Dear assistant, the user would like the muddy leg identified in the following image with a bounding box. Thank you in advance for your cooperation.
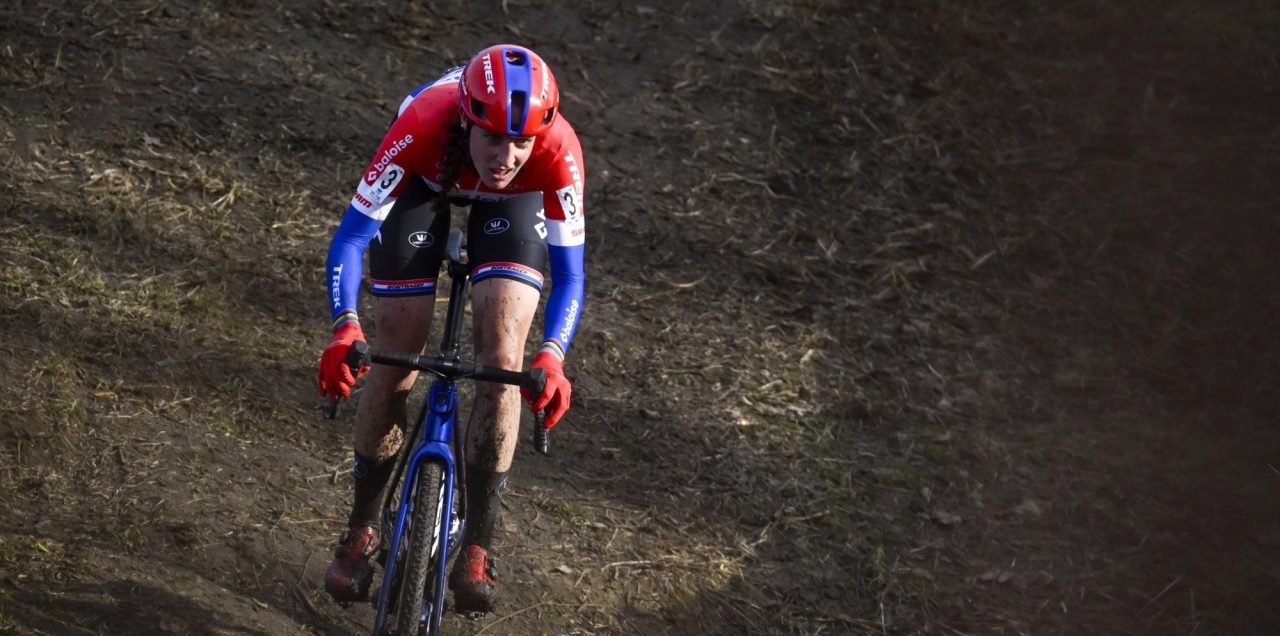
[461,278,539,548]
[348,294,433,525]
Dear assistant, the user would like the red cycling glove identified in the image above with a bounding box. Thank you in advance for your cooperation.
[317,321,371,400]
[521,351,572,430]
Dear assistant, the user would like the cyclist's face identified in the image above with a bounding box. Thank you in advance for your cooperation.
[470,127,534,189]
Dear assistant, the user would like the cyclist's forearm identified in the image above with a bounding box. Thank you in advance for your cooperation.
[325,205,380,324]
[540,242,584,360]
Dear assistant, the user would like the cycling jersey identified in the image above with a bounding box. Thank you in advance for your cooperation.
[325,69,586,360]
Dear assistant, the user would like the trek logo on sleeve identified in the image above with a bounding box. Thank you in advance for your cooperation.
[329,263,344,309]
[564,152,582,193]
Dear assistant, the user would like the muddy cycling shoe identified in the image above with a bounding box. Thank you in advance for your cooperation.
[449,544,499,614]
[325,524,381,603]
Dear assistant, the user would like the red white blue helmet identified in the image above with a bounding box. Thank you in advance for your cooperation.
[459,44,560,137]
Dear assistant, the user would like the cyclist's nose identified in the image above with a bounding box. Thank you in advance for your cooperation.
[497,140,519,167]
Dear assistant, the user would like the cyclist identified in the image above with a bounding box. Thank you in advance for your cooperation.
[315,44,585,614]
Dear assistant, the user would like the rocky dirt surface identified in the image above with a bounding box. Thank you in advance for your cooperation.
[1,1,1277,634]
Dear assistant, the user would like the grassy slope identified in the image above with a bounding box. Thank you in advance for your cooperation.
[2,1,1277,634]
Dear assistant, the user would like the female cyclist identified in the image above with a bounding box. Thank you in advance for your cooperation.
[315,44,586,614]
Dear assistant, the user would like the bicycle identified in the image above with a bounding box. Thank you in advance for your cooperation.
[325,227,550,635]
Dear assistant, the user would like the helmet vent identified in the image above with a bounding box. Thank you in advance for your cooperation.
[542,107,556,126]
[470,98,487,120]
[509,91,528,133]
[504,50,528,66]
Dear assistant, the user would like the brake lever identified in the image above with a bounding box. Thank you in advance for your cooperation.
[533,411,549,455]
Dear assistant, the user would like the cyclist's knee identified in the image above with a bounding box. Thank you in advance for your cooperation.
[470,280,538,368]
[475,346,525,372]
[367,360,417,392]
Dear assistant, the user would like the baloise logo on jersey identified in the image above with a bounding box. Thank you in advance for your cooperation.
[558,298,579,344]
[367,134,414,182]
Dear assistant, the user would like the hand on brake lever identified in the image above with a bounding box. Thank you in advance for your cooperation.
[522,351,571,430]
[318,321,371,400]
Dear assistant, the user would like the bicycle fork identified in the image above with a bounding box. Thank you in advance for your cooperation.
[374,378,460,634]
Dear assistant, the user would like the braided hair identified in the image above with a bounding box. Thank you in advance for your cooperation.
[433,121,470,215]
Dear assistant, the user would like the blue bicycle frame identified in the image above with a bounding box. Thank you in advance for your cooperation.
[373,376,460,634]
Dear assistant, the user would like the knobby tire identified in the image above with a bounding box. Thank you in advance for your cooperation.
[395,461,446,636]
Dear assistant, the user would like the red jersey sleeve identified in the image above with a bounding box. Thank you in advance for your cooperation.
[348,106,432,220]
[536,117,587,248]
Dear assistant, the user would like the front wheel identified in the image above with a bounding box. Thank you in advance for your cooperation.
[395,461,447,636]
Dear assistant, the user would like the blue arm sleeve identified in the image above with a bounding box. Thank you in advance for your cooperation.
[541,243,585,359]
[325,205,381,324]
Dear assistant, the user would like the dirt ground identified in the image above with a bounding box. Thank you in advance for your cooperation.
[2,1,1277,634]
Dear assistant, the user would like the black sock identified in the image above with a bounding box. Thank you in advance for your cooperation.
[463,464,507,550]
[348,452,396,529]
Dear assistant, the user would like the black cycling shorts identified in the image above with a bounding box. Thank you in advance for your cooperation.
[368,176,548,296]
